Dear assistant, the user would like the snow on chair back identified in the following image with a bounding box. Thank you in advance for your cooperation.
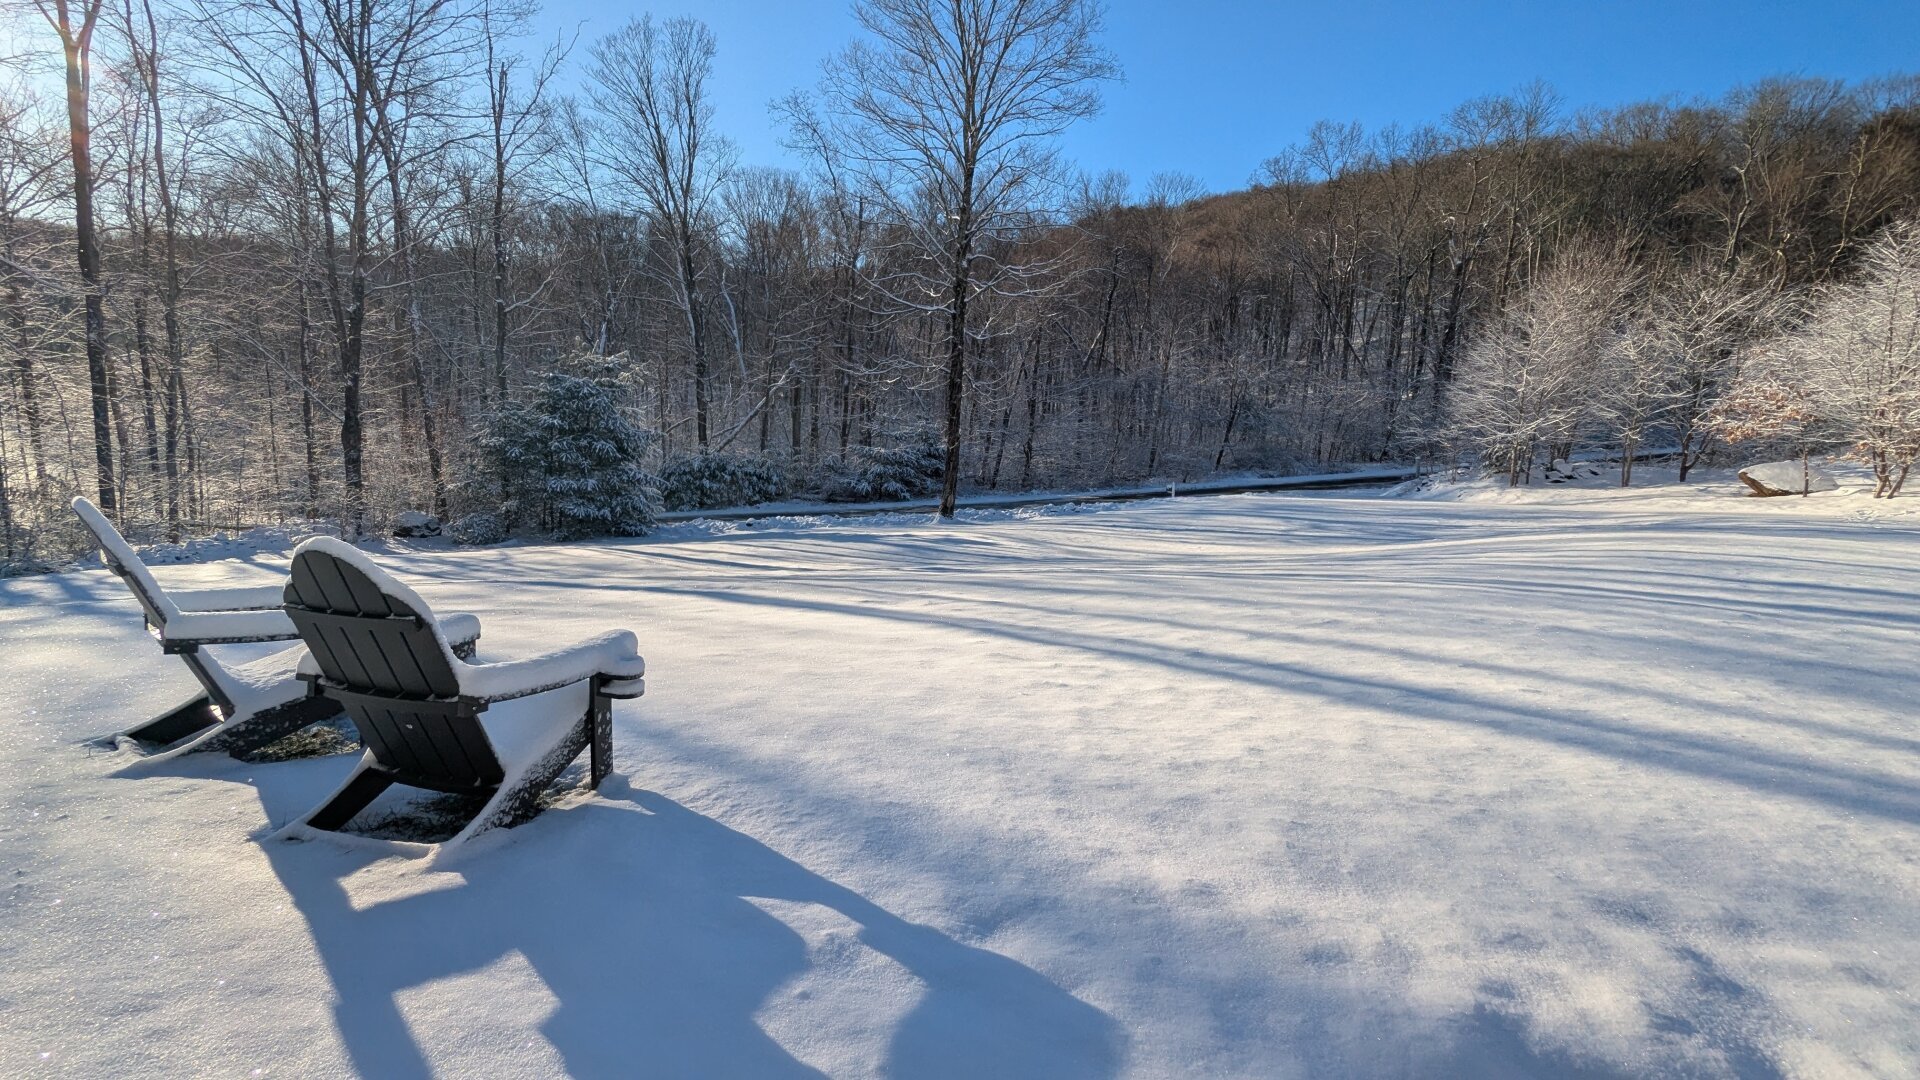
[72,497,180,632]
[284,546,505,791]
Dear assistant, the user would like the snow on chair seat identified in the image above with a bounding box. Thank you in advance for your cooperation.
[72,497,481,764]
[279,537,644,851]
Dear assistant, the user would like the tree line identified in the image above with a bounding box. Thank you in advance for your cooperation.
[2,0,1918,570]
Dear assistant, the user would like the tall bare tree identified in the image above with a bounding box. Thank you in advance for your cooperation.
[794,0,1116,515]
[589,16,733,447]
[33,0,115,512]
[481,1,562,400]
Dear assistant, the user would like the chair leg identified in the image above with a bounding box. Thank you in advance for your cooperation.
[446,721,593,848]
[305,758,397,832]
[121,693,221,746]
[589,690,613,789]
[181,695,344,759]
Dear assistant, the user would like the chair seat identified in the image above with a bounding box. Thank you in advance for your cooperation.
[480,682,595,774]
[206,643,314,719]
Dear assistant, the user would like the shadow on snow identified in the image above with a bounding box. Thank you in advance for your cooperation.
[263,781,1125,1079]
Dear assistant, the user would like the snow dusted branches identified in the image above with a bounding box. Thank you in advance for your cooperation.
[780,0,1117,515]
[1447,240,1792,488]
[782,0,1117,315]
[1733,215,1920,496]
[1446,243,1635,485]
[589,15,738,446]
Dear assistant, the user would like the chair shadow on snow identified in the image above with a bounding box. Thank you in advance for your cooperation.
[263,779,1123,1080]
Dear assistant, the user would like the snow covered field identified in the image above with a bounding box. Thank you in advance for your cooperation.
[3,475,1918,1078]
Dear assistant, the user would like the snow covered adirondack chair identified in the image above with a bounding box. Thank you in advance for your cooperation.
[73,497,481,760]
[280,537,644,847]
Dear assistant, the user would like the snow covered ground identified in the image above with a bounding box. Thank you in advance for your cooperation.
[3,474,1918,1078]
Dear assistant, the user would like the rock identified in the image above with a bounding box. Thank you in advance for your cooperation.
[392,510,442,537]
[1738,460,1838,497]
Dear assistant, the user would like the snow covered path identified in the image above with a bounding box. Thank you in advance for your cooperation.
[3,489,1918,1078]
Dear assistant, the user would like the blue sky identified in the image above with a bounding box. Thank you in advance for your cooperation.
[527,0,1920,195]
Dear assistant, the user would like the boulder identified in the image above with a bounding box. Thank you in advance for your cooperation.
[392,510,442,537]
[1738,460,1838,497]
[1544,459,1604,484]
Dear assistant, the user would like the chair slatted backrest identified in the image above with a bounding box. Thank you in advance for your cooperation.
[72,497,177,631]
[284,547,504,790]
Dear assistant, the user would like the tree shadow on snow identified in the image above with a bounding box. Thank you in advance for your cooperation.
[263,781,1123,1079]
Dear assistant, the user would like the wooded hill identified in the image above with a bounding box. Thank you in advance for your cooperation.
[2,5,1916,570]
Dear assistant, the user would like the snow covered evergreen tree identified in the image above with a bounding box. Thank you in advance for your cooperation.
[481,359,660,538]
[830,431,948,502]
[657,451,787,511]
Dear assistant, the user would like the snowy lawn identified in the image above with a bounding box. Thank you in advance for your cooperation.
[3,476,1919,1078]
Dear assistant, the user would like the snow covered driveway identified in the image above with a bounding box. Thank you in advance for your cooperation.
[3,490,1918,1078]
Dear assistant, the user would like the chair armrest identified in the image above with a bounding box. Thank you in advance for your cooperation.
[160,607,301,646]
[599,675,646,699]
[456,629,645,705]
[169,583,289,612]
[440,612,483,653]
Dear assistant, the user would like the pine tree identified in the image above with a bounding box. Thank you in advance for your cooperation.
[482,359,660,538]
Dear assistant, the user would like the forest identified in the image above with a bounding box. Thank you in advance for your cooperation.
[3,0,1919,570]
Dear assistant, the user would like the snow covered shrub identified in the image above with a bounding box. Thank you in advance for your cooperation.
[480,359,660,539]
[828,433,947,502]
[656,450,787,511]
[446,511,508,546]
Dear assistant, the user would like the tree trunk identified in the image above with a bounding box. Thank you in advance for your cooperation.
[53,3,116,513]
[378,136,448,517]
[939,246,970,517]
[6,286,48,488]
[297,281,320,518]
[680,229,709,446]
[491,63,511,401]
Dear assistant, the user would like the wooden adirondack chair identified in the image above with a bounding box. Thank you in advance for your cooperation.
[280,537,644,847]
[73,497,480,760]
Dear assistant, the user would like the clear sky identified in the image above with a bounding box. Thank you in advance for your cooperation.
[528,0,1920,196]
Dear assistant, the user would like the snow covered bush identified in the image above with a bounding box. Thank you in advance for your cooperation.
[0,504,85,577]
[827,433,947,502]
[656,451,787,511]
[446,511,509,546]
[479,359,660,538]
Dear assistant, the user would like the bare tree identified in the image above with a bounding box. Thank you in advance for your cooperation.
[32,0,115,513]
[791,0,1116,515]
[1448,244,1632,484]
[362,0,489,518]
[0,77,66,495]
[1647,261,1779,482]
[1746,216,1920,496]
[481,2,563,401]
[589,16,734,447]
